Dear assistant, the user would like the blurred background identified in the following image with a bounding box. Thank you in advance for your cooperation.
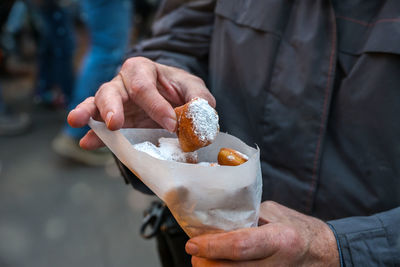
[0,0,162,266]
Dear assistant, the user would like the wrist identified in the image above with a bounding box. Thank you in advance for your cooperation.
[326,223,344,267]
[320,221,341,266]
[308,219,340,267]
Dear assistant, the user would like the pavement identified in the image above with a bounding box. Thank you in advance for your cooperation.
[0,105,160,266]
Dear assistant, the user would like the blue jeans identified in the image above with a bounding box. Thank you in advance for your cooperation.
[35,1,75,102]
[64,0,133,139]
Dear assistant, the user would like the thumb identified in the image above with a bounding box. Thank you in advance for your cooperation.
[186,225,279,261]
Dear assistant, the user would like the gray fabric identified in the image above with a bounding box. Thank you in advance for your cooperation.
[329,207,400,266]
[124,0,400,265]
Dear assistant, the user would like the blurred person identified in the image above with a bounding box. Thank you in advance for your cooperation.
[0,84,31,136]
[52,0,134,165]
[0,0,25,55]
[68,1,400,267]
[0,1,15,26]
[31,0,75,107]
[1,0,39,74]
[0,0,31,136]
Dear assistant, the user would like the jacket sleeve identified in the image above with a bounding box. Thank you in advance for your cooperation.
[127,0,216,81]
[327,207,400,266]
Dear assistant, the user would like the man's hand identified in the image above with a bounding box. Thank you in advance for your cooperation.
[186,201,339,267]
[67,57,215,150]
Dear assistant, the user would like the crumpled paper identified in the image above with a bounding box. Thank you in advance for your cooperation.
[89,118,262,237]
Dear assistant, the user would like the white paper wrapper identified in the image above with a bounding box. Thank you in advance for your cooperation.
[89,118,262,237]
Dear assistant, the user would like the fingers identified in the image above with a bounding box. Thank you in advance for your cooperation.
[157,64,216,108]
[259,201,306,224]
[120,57,177,132]
[259,201,284,224]
[79,129,105,150]
[182,78,216,108]
[191,256,270,267]
[67,96,104,150]
[67,97,99,128]
[70,57,216,136]
[192,257,233,267]
[70,74,130,132]
[67,75,127,132]
[94,74,128,130]
[186,226,279,261]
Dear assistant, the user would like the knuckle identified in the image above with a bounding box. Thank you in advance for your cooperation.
[76,97,94,109]
[134,56,152,64]
[191,75,205,85]
[85,96,95,103]
[267,200,279,206]
[263,200,279,210]
[130,79,149,98]
[231,236,250,260]
[123,56,152,70]
[96,82,112,97]
[279,227,303,251]
[122,57,136,70]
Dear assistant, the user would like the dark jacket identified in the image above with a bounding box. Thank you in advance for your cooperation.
[128,0,400,265]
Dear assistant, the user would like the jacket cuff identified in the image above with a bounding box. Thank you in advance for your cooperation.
[327,213,392,266]
[326,222,345,267]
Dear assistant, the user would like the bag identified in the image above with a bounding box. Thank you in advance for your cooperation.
[89,118,262,237]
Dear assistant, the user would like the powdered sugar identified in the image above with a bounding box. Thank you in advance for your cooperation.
[187,98,219,143]
[133,138,198,163]
[158,138,198,163]
[197,162,219,167]
[133,141,165,160]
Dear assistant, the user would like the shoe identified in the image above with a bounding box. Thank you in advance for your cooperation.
[52,133,112,166]
[0,112,31,136]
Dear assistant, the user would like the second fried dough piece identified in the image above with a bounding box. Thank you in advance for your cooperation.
[218,148,248,166]
[174,98,219,152]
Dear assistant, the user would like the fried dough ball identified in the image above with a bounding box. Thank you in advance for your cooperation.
[217,148,248,166]
[174,98,219,152]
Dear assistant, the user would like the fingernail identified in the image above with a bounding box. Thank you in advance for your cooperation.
[185,241,198,255]
[105,111,114,128]
[163,117,176,132]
